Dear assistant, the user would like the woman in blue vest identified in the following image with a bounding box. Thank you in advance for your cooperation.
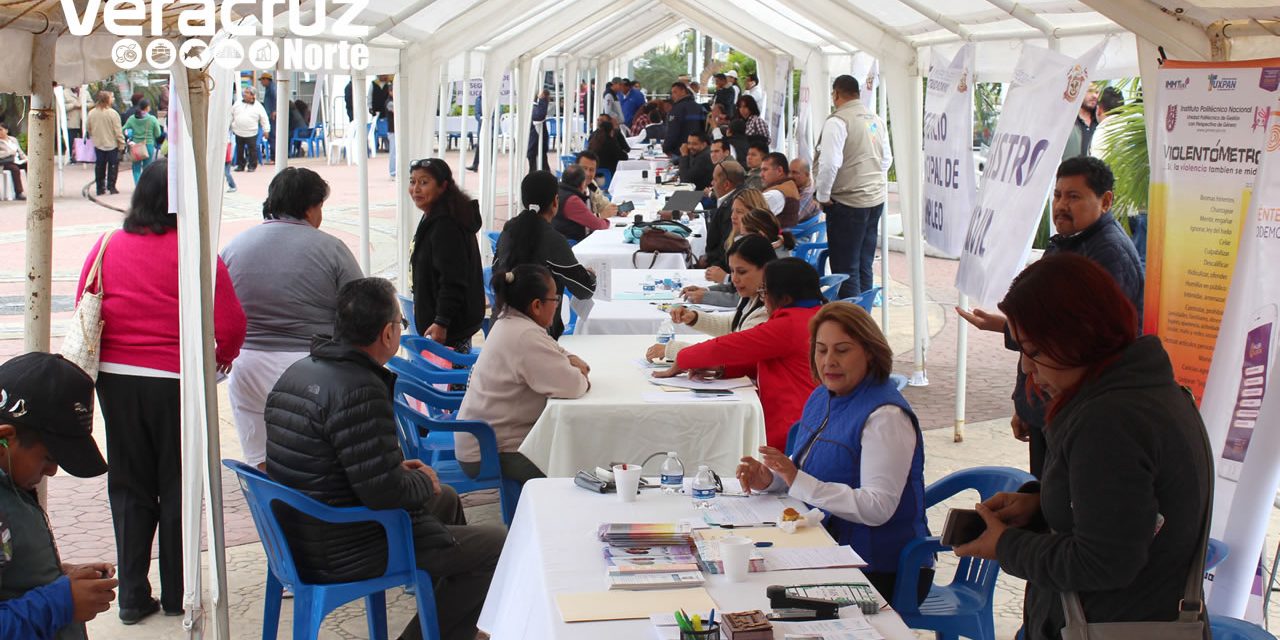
[737,301,932,603]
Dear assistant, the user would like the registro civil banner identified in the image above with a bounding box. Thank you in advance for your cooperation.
[770,57,792,151]
[1163,59,1280,619]
[922,44,977,258]
[1146,60,1278,401]
[955,42,1106,306]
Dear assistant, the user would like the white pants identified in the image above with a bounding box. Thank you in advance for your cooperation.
[228,348,308,466]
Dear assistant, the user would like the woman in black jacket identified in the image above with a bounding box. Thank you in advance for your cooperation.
[496,171,596,339]
[586,118,628,174]
[408,158,485,350]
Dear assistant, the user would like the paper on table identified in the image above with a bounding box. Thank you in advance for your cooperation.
[634,358,673,370]
[774,614,883,640]
[703,495,805,526]
[646,375,755,391]
[641,392,741,404]
[759,545,868,570]
[696,525,837,549]
[555,587,717,622]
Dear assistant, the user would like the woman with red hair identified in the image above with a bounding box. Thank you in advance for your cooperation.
[954,254,1211,639]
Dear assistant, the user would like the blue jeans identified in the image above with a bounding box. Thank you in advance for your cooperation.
[224,163,236,189]
[824,200,883,299]
[131,143,155,185]
[1130,213,1148,270]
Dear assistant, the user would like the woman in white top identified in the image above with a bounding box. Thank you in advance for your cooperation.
[456,264,591,484]
[0,122,27,200]
[645,235,776,362]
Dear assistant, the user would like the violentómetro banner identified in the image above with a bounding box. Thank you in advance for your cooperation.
[1146,59,1279,403]
[1187,60,1280,620]
[922,44,977,258]
[956,41,1106,306]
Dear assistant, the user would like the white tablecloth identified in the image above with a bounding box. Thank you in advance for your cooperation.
[477,478,918,640]
[578,269,736,336]
[573,220,707,272]
[518,335,764,477]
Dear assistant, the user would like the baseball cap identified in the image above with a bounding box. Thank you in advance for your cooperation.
[725,70,739,79]
[0,353,107,478]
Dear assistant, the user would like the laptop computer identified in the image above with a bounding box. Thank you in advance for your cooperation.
[662,190,704,213]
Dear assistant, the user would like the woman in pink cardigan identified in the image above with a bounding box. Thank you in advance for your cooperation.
[75,162,246,624]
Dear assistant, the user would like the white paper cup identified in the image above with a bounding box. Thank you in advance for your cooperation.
[719,536,754,582]
[613,464,642,502]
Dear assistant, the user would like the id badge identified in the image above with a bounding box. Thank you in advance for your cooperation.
[0,511,12,570]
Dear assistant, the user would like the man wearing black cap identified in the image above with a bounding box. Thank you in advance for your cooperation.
[0,352,118,639]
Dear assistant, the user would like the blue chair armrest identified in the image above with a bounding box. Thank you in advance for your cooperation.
[417,418,502,482]
[893,536,947,616]
[401,335,479,367]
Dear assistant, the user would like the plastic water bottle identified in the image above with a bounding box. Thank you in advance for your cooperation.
[657,319,675,347]
[691,465,717,509]
[660,452,684,494]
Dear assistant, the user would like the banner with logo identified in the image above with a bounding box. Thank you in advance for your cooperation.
[455,74,512,106]
[771,57,792,151]
[1149,59,1280,620]
[1145,60,1279,402]
[955,41,1106,306]
[922,44,977,258]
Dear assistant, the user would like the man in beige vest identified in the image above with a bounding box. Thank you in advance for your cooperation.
[813,75,892,298]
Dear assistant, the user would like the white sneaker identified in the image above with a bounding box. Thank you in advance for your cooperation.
[228,186,237,193]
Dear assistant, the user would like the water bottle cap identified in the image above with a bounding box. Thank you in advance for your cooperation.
[668,451,678,457]
[698,465,709,471]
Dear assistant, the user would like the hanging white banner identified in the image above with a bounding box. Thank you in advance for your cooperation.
[1185,59,1280,620]
[955,41,1107,306]
[795,83,812,162]
[923,44,977,258]
[771,57,792,152]
[849,53,878,113]
[455,74,512,105]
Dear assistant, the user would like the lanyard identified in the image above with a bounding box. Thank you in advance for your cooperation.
[793,393,833,469]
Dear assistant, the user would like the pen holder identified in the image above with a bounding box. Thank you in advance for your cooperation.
[680,622,721,639]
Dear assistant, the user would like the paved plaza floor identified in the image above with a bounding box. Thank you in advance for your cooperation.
[2,152,1276,638]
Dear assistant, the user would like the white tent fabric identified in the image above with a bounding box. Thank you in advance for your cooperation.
[1,1,1278,637]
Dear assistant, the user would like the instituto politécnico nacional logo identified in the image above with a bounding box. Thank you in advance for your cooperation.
[60,0,371,72]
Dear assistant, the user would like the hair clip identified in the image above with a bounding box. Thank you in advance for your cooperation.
[529,204,541,213]
[504,271,515,283]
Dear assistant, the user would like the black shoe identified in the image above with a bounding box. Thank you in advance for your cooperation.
[163,607,183,617]
[109,188,120,195]
[14,194,25,201]
[467,165,479,172]
[248,167,257,173]
[233,167,245,172]
[119,598,160,625]
[96,190,106,196]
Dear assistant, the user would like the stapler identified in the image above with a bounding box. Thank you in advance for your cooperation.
[765,585,839,621]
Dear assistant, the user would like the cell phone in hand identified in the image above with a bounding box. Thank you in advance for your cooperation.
[941,508,987,547]
[618,200,636,214]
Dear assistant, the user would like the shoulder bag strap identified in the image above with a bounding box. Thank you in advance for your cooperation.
[84,230,116,296]
[1178,388,1214,623]
[632,250,660,269]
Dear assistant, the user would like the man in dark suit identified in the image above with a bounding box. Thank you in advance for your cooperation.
[699,160,746,270]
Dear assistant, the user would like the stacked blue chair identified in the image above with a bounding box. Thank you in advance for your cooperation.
[387,356,464,464]
[1210,615,1274,639]
[487,231,502,255]
[393,376,520,525]
[597,167,614,191]
[400,335,478,368]
[794,242,829,276]
[842,286,883,314]
[819,274,849,301]
[788,217,827,244]
[892,466,1036,640]
[224,459,440,640]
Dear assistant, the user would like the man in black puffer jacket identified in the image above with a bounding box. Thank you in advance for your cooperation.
[265,277,505,640]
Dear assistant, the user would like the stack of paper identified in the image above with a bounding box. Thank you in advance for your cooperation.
[605,546,700,574]
[598,523,694,547]
[773,614,884,640]
[702,495,806,526]
[758,545,868,571]
[607,569,704,590]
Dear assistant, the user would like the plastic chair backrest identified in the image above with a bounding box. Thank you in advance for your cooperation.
[400,335,478,368]
[842,286,882,314]
[392,381,503,485]
[819,274,849,300]
[794,241,829,274]
[1210,615,1273,640]
[789,217,827,244]
[597,167,614,191]
[481,266,496,309]
[924,466,1035,508]
[1205,537,1229,572]
[563,287,579,336]
[487,231,502,255]
[398,295,415,334]
[560,154,577,172]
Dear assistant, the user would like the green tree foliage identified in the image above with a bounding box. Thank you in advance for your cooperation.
[725,51,756,80]
[633,31,695,95]
[1097,78,1148,217]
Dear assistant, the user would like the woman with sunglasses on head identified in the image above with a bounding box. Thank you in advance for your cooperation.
[456,265,591,486]
[687,206,794,308]
[954,254,1211,639]
[408,158,485,352]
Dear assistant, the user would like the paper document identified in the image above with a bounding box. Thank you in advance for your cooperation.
[703,495,805,526]
[647,375,755,391]
[641,392,741,404]
[774,615,883,640]
[556,587,716,622]
[759,545,867,571]
[614,291,678,301]
[696,525,837,549]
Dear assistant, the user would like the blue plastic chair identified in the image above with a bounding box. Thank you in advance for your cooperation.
[387,357,463,464]
[1210,615,1274,639]
[289,127,316,157]
[388,352,469,395]
[842,286,883,314]
[1206,537,1229,571]
[400,335,478,368]
[487,231,502,255]
[374,118,390,152]
[393,378,521,525]
[258,131,271,163]
[559,154,577,174]
[597,167,614,191]
[788,217,827,244]
[562,287,580,336]
[819,274,849,300]
[794,241,829,276]
[893,466,1036,640]
[398,295,415,335]
[480,266,497,337]
[223,459,440,640]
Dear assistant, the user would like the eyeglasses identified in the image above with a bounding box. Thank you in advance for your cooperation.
[398,317,409,330]
[542,297,561,304]
[410,158,444,171]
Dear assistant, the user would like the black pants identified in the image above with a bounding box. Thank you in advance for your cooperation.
[399,485,506,640]
[234,134,259,170]
[94,148,120,193]
[824,200,884,298]
[459,452,544,485]
[2,161,24,196]
[96,372,183,613]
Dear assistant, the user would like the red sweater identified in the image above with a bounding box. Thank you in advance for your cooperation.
[76,230,246,374]
[675,305,820,449]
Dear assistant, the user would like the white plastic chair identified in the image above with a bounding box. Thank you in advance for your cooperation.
[326,123,349,165]
[498,113,514,153]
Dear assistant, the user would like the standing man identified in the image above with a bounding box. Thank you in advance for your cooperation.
[814,75,892,299]
[725,70,742,106]
[619,79,645,128]
[527,89,552,173]
[744,73,765,117]
[266,278,505,640]
[662,82,705,158]
[711,73,735,117]
[230,87,270,172]
[1062,84,1100,160]
[258,73,277,164]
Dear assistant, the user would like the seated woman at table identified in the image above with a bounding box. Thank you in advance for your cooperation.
[736,301,931,604]
[696,189,769,295]
[552,164,610,243]
[655,257,822,449]
[457,264,591,484]
[496,171,597,339]
[645,235,775,362]
[687,205,793,308]
[586,118,628,174]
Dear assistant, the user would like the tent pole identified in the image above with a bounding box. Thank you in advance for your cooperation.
[354,72,371,274]
[185,64,231,640]
[25,31,56,357]
[459,51,472,189]
[955,292,969,442]
[885,60,929,387]
[436,69,448,159]
[877,75,890,332]
[274,40,289,174]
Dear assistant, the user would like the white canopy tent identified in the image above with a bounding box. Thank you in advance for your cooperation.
[1,1,1278,637]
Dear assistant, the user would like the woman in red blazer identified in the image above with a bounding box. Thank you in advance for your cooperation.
[655,257,823,448]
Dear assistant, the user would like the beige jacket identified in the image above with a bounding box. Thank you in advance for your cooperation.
[661,296,769,360]
[455,310,589,463]
[813,99,890,208]
[85,106,125,151]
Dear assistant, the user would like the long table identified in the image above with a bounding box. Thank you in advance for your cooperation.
[573,219,707,272]
[517,335,765,478]
[577,269,733,336]
[476,478,918,639]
